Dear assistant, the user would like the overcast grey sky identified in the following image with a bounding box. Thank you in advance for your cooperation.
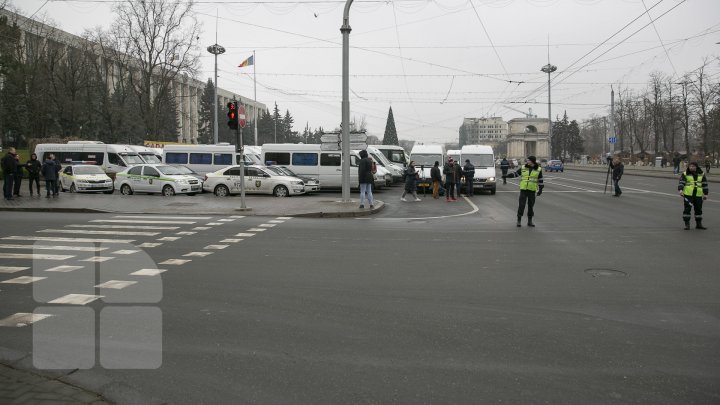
[12,0,720,144]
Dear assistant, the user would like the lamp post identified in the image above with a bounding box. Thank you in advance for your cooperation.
[207,44,226,145]
[340,0,354,202]
[541,63,557,159]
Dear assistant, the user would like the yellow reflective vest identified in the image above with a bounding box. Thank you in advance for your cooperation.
[682,173,705,197]
[520,166,541,192]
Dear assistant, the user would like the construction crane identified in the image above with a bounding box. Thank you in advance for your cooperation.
[503,105,537,118]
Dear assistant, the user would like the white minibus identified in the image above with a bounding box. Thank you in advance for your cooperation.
[409,144,445,189]
[162,144,258,175]
[375,145,409,168]
[460,144,496,195]
[34,142,145,177]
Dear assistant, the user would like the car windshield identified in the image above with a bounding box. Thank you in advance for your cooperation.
[74,166,105,175]
[121,153,145,164]
[171,165,194,174]
[278,166,297,176]
[411,154,441,166]
[464,154,494,167]
[156,165,187,175]
[140,153,162,164]
[265,166,289,176]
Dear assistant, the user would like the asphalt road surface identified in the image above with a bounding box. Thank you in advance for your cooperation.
[1,170,718,404]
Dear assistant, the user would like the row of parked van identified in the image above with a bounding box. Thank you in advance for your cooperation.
[409,144,497,195]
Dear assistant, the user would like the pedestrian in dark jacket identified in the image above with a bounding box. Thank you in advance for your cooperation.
[12,153,23,197]
[357,149,374,209]
[463,159,475,196]
[41,155,57,197]
[53,157,62,195]
[678,161,709,230]
[505,156,544,227]
[25,153,41,196]
[500,158,510,184]
[430,161,442,199]
[443,158,457,201]
[610,157,624,197]
[672,155,681,175]
[401,161,420,201]
[1,147,18,200]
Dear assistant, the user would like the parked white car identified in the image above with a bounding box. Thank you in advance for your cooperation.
[114,164,202,196]
[59,165,114,194]
[266,166,321,193]
[203,165,306,197]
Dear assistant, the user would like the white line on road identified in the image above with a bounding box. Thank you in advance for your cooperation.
[247,228,266,232]
[176,231,196,235]
[0,244,107,252]
[0,266,29,273]
[38,229,161,236]
[3,236,135,244]
[183,251,214,257]
[66,224,180,230]
[234,233,255,237]
[137,242,163,248]
[131,269,166,276]
[373,196,480,221]
[95,280,137,289]
[45,265,84,273]
[221,239,243,243]
[112,250,141,255]
[0,313,52,327]
[113,215,213,220]
[0,253,74,260]
[204,245,228,250]
[1,276,46,284]
[80,256,115,263]
[159,259,191,265]
[48,294,103,305]
[192,227,211,230]
[90,219,197,224]
[157,236,181,241]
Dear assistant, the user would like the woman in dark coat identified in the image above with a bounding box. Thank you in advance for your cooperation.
[401,161,420,201]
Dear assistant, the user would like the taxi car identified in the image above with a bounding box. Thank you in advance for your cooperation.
[59,164,114,194]
[267,165,320,193]
[203,165,305,197]
[115,164,202,196]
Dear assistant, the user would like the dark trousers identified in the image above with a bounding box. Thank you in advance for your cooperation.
[518,189,537,218]
[28,174,40,194]
[501,169,508,184]
[3,173,15,199]
[613,178,622,195]
[45,180,56,196]
[465,178,474,196]
[444,181,455,199]
[683,196,703,221]
[13,173,22,195]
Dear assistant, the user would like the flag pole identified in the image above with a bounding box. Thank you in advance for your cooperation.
[253,50,258,146]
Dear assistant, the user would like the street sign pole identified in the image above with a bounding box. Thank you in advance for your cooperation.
[340,0,353,202]
[237,102,247,210]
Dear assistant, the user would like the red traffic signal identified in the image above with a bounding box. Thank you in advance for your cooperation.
[227,102,238,130]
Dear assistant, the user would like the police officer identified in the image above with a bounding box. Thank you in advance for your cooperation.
[500,157,510,184]
[678,161,708,230]
[505,156,544,227]
[462,159,475,196]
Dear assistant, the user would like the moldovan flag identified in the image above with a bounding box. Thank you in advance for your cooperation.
[238,55,254,68]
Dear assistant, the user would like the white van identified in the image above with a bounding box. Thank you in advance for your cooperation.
[409,144,445,189]
[162,144,258,176]
[34,142,145,178]
[127,145,162,164]
[375,145,409,168]
[447,149,461,164]
[460,144,496,195]
[367,146,404,183]
[262,143,378,189]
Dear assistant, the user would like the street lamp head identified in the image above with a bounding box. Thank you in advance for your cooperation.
[541,64,557,74]
[207,44,226,55]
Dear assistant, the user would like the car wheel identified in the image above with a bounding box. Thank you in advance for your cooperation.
[214,184,230,197]
[273,185,289,197]
[120,184,133,195]
[162,185,176,196]
[69,183,77,193]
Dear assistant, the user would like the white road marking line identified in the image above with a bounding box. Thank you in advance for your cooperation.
[192,227,211,230]
[48,294,103,305]
[183,251,214,257]
[0,253,74,260]
[159,259,191,265]
[220,239,243,243]
[230,216,246,219]
[67,224,180,230]
[0,266,29,273]
[234,233,255,237]
[131,269,166,276]
[112,249,140,255]
[374,196,480,221]
[3,236,135,244]
[176,231,196,235]
[137,242,163,248]
[0,313,52,327]
[247,228,266,232]
[268,220,285,223]
[259,223,276,228]
[90,219,197,224]
[113,215,213,220]
[204,245,228,250]
[0,244,106,252]
[1,276,46,284]
[276,217,292,220]
[45,265,84,273]
[80,256,115,263]
[207,222,224,225]
[95,280,137,289]
[218,219,235,222]
[157,236,181,241]
[38,229,161,236]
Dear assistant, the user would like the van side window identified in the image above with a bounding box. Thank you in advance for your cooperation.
[264,152,290,165]
[128,166,143,175]
[83,153,104,165]
[321,153,341,166]
[292,153,318,166]
[214,153,232,165]
[350,155,358,167]
[165,153,188,164]
[108,153,126,167]
[190,153,212,164]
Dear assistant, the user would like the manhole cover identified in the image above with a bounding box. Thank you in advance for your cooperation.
[584,268,627,278]
[167,202,198,207]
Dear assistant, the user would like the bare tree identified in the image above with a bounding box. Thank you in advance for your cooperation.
[691,60,714,155]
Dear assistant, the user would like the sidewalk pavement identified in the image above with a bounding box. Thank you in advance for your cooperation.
[0,190,386,217]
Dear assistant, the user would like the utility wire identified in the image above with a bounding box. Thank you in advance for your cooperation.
[641,0,678,78]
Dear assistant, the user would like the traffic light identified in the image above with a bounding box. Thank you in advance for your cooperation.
[227,101,238,130]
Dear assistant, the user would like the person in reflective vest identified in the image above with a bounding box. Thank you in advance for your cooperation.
[505,155,544,227]
[678,161,709,230]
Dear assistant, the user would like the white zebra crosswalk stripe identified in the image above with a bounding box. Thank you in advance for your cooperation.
[0,313,52,327]
[48,294,103,305]
[137,243,163,248]
[0,253,74,260]
[67,224,180,230]
[259,224,276,228]
[0,244,106,252]
[218,219,235,222]
[247,228,266,232]
[45,265,84,273]
[90,219,197,224]
[176,231,196,235]
[221,239,243,243]
[230,216,246,219]
[276,217,292,220]
[204,245,228,250]
[131,269,166,276]
[183,252,213,257]
[207,222,223,226]
[192,227,211,230]
[157,237,181,241]
[235,233,255,237]
[3,236,135,244]
[95,280,137,289]
[268,220,285,224]
[159,259,191,265]
[113,215,213,220]
[38,229,161,236]
[80,256,114,263]
[112,250,141,255]
[0,266,29,273]
[1,276,46,284]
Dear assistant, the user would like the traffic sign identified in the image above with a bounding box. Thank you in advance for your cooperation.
[320,134,340,143]
[608,137,617,144]
[321,143,340,151]
[349,143,368,150]
[350,133,368,143]
[238,105,247,128]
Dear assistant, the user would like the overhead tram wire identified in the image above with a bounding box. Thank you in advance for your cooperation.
[641,0,679,78]
[390,0,421,121]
